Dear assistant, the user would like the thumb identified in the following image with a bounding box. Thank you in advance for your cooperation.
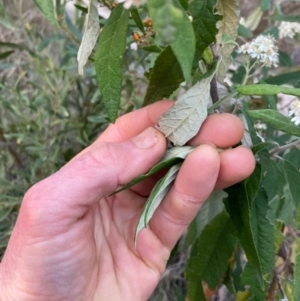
[25,127,166,213]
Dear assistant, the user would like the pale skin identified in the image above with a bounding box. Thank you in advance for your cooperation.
[0,100,255,301]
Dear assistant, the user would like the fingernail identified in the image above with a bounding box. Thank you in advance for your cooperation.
[131,127,158,149]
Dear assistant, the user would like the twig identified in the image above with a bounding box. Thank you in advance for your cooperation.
[210,75,219,105]
[270,139,300,156]
[208,91,238,114]
[275,270,288,300]
[0,129,23,168]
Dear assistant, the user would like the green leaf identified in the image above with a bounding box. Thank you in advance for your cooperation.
[112,146,193,194]
[294,244,300,301]
[34,0,58,27]
[264,70,300,88]
[280,159,300,208]
[0,50,14,60]
[157,62,218,146]
[279,51,293,68]
[147,0,183,44]
[95,4,129,123]
[237,84,300,97]
[189,0,221,61]
[184,190,226,249]
[262,159,286,200]
[143,46,184,106]
[130,8,145,33]
[260,0,271,11]
[238,24,253,38]
[270,15,300,23]
[178,0,188,10]
[214,0,240,83]
[242,110,263,146]
[296,204,300,231]
[135,164,181,244]
[170,0,196,81]
[251,141,277,155]
[225,166,275,296]
[284,147,300,169]
[241,262,265,299]
[267,193,295,226]
[186,210,237,300]
[74,4,88,14]
[78,0,100,75]
[0,41,36,57]
[246,109,300,137]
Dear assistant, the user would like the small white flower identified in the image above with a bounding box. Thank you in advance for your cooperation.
[117,0,146,9]
[254,122,267,131]
[289,100,300,125]
[238,34,279,68]
[279,22,300,39]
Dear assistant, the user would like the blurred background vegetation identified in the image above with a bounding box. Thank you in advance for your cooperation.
[0,0,158,259]
[1,4,300,300]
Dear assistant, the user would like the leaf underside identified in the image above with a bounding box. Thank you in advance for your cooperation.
[214,0,240,83]
[78,0,100,75]
[134,164,181,245]
[157,66,217,146]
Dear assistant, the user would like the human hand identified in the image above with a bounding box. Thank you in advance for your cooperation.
[0,100,255,301]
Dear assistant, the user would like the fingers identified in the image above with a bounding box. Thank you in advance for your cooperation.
[71,100,173,161]
[147,144,255,250]
[25,128,167,219]
[214,146,256,189]
[100,100,174,142]
[148,144,220,249]
[188,113,244,148]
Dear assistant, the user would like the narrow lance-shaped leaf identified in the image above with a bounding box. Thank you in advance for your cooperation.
[170,0,196,81]
[264,70,300,88]
[130,9,145,33]
[237,84,300,97]
[0,51,14,60]
[157,62,218,146]
[78,0,100,75]
[247,109,300,137]
[34,0,58,27]
[112,146,193,194]
[95,4,129,122]
[135,164,181,245]
[214,0,240,83]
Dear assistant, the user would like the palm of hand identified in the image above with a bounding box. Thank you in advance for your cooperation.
[3,190,165,301]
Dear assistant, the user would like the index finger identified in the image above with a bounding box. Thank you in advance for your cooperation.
[100,100,174,142]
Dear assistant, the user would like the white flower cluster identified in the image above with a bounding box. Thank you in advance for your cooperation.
[289,100,300,126]
[279,22,300,39]
[238,35,279,68]
[117,0,146,9]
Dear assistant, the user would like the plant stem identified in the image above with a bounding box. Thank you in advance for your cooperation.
[275,271,288,300]
[270,139,300,156]
[207,90,238,114]
[241,59,257,86]
[210,75,219,104]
